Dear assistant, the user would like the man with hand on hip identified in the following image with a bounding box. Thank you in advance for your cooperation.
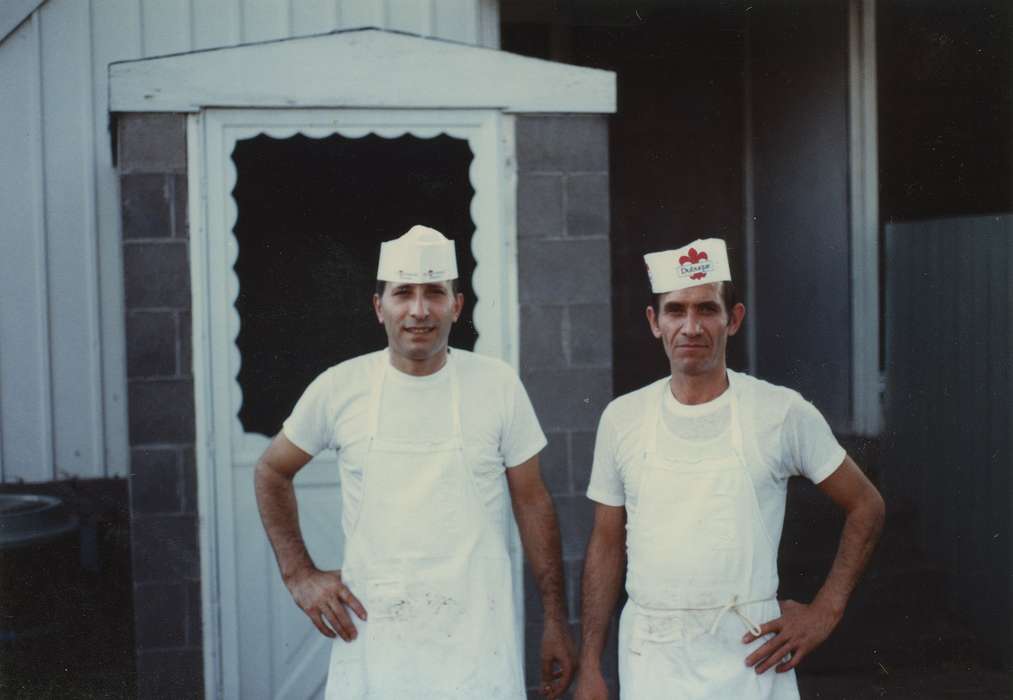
[573,238,885,699]
[255,225,576,699]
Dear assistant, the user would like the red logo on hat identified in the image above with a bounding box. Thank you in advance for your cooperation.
[679,248,709,280]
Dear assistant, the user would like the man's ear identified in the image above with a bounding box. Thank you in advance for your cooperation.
[727,302,746,336]
[645,305,662,339]
[452,292,465,322]
[373,293,384,324]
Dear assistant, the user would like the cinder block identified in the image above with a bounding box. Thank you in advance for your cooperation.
[118,113,187,174]
[172,174,189,238]
[134,581,187,648]
[518,239,611,305]
[517,173,563,239]
[131,514,199,583]
[126,311,177,378]
[178,309,192,377]
[565,557,584,623]
[130,447,182,514]
[121,174,171,239]
[136,648,204,700]
[555,494,595,559]
[571,431,596,494]
[181,446,197,514]
[516,116,609,173]
[539,432,570,496]
[523,368,612,432]
[566,173,610,238]
[128,379,195,444]
[568,304,613,367]
[520,305,565,369]
[123,242,191,309]
[186,579,202,646]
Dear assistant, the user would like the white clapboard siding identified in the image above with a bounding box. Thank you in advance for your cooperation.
[0,14,54,483]
[0,0,499,484]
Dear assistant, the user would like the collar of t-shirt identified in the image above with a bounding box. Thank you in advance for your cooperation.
[661,381,733,445]
[377,352,453,441]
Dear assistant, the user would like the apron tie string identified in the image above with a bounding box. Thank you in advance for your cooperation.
[709,596,763,637]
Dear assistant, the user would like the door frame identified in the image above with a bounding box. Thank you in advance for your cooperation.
[187,107,521,697]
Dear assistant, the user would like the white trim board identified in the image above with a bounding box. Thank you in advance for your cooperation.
[109,28,616,114]
[848,0,882,435]
[0,0,43,44]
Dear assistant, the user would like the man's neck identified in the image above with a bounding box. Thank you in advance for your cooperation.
[387,347,449,377]
[668,366,730,406]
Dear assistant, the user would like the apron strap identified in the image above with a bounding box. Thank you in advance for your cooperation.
[707,595,767,637]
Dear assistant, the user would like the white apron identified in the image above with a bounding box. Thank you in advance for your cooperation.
[619,375,799,700]
[324,354,525,699]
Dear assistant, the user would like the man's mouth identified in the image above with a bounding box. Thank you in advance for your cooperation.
[405,327,435,335]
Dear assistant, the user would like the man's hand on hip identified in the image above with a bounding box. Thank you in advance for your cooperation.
[743,598,840,674]
[286,567,367,642]
[540,618,577,698]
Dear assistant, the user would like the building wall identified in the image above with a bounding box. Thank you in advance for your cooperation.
[748,0,853,430]
[515,115,617,695]
[0,0,499,485]
[117,113,203,699]
[885,215,1012,669]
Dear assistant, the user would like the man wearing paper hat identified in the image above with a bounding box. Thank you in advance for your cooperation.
[254,225,576,699]
[573,238,884,699]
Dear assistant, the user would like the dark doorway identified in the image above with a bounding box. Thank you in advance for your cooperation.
[230,133,476,436]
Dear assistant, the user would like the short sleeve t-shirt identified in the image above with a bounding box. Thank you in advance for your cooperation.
[283,348,547,539]
[586,369,845,550]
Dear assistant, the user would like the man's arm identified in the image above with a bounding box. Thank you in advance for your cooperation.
[573,503,626,700]
[254,433,366,641]
[745,456,886,673]
[505,455,576,699]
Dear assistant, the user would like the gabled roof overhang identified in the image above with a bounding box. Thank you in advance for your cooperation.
[109,28,616,114]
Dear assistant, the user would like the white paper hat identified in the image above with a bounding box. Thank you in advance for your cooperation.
[643,238,731,293]
[376,225,458,283]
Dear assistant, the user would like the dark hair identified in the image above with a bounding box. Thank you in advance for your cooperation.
[653,281,738,323]
[375,279,460,296]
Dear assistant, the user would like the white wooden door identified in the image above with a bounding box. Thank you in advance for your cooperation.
[190,108,519,699]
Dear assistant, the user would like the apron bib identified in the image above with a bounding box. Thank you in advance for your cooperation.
[620,375,798,700]
[324,353,525,699]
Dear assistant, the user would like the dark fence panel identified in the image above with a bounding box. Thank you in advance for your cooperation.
[884,214,1012,668]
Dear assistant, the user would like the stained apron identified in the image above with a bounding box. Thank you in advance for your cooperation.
[619,375,799,700]
[324,353,525,699]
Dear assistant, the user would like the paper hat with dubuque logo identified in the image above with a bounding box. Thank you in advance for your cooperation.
[643,238,732,293]
[377,225,459,283]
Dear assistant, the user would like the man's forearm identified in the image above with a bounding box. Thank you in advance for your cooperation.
[254,462,316,582]
[579,529,625,670]
[814,497,885,616]
[512,489,568,624]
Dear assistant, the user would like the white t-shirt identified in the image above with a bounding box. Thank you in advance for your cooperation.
[283,348,547,539]
[587,369,846,551]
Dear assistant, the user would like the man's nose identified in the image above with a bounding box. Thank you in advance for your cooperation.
[682,313,702,335]
[410,292,428,317]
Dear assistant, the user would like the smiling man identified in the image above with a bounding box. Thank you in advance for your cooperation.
[573,238,885,700]
[254,225,575,699]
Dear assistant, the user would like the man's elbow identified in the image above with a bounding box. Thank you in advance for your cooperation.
[857,488,886,535]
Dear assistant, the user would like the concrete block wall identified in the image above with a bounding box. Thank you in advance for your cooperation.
[118,113,203,700]
[515,115,618,697]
